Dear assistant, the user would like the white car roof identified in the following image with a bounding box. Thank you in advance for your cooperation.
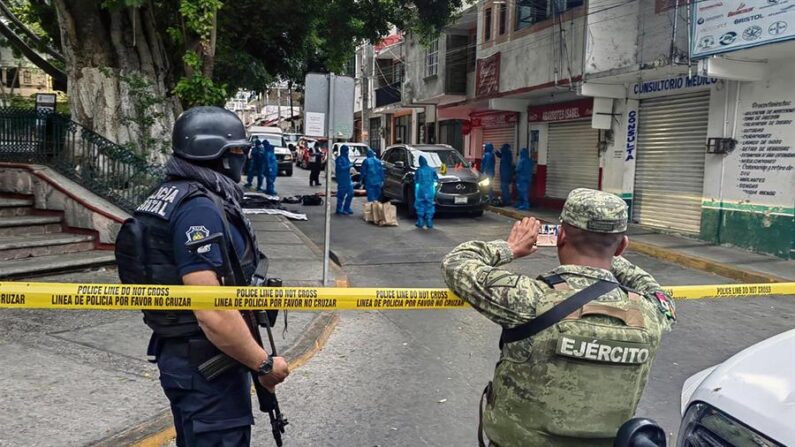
[683,328,795,445]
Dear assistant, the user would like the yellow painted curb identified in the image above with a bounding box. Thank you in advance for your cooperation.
[130,428,176,447]
[486,206,786,284]
[628,240,787,284]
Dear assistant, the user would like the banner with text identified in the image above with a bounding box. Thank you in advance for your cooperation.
[692,0,795,59]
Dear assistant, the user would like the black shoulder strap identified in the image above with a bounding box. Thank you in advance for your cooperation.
[500,280,619,345]
[538,273,566,287]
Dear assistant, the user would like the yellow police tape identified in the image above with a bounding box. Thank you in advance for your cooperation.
[0,281,793,311]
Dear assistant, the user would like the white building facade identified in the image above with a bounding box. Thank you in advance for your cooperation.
[387,0,795,259]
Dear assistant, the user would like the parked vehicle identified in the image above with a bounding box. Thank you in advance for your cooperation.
[246,126,293,176]
[678,328,794,446]
[330,143,369,182]
[380,144,488,217]
[298,138,328,169]
[284,133,301,153]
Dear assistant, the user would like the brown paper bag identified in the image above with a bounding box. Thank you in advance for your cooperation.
[379,202,399,226]
[372,201,386,225]
[363,202,374,223]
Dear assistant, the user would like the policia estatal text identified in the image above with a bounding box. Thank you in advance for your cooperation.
[115,106,289,447]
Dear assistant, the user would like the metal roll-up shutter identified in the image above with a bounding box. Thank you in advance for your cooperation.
[546,120,599,199]
[634,92,709,234]
[483,125,517,194]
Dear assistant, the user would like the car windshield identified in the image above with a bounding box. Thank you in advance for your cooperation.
[409,149,469,169]
[252,133,283,147]
[284,134,300,142]
[342,146,367,157]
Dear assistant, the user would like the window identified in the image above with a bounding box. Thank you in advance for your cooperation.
[425,39,439,78]
[393,62,404,84]
[499,3,507,35]
[385,149,405,164]
[22,70,31,86]
[515,0,583,31]
[484,8,492,41]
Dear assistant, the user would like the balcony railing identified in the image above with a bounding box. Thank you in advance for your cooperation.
[375,82,401,107]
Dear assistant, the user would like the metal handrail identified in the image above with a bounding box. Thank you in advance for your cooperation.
[0,107,165,212]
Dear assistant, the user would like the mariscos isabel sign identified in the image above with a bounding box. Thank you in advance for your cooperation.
[528,99,593,122]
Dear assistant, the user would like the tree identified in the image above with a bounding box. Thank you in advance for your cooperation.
[18,0,461,160]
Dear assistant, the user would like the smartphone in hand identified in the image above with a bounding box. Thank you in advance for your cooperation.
[536,224,560,247]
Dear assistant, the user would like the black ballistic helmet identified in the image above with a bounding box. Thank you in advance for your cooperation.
[172,106,250,160]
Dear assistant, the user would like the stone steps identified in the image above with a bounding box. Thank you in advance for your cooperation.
[0,215,63,237]
[0,233,97,261]
[0,197,34,217]
[0,194,116,278]
[0,251,117,279]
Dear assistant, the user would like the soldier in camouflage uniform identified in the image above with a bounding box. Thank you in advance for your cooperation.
[441,188,676,447]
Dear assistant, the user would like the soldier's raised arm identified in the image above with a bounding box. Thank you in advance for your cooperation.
[441,218,548,327]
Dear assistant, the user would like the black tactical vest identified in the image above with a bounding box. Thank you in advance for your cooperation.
[115,180,256,338]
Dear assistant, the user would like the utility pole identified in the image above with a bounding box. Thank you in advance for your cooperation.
[289,80,295,133]
[361,44,371,145]
[277,86,282,127]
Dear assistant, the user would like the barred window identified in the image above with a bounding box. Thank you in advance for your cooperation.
[425,39,439,78]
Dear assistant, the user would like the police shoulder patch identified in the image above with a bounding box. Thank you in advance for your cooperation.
[185,226,211,253]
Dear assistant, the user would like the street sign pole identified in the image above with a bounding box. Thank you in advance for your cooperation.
[304,72,353,286]
[322,74,335,286]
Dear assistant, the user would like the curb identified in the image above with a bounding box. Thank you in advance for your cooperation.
[485,206,786,284]
[91,311,341,447]
[95,217,348,447]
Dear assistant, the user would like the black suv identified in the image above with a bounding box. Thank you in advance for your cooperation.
[380,144,488,217]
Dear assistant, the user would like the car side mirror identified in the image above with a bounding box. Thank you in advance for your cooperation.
[614,418,666,447]
[394,161,405,169]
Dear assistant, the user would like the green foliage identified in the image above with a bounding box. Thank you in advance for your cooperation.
[179,0,223,40]
[117,70,171,155]
[8,94,69,115]
[16,0,458,103]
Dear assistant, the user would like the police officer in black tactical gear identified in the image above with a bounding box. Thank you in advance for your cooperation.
[115,106,289,447]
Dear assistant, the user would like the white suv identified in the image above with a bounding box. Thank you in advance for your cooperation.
[677,329,793,446]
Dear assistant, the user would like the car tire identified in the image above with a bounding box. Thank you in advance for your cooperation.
[285,169,293,177]
[469,209,484,217]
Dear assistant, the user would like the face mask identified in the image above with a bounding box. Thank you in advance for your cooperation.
[220,152,246,183]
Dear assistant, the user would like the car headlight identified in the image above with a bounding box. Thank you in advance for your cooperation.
[284,154,293,161]
[479,178,490,188]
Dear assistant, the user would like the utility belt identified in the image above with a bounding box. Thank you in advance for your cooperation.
[148,335,224,368]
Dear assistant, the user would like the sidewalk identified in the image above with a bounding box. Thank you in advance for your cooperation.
[0,214,342,447]
[487,205,795,283]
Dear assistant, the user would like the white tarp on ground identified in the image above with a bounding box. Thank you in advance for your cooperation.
[243,208,308,221]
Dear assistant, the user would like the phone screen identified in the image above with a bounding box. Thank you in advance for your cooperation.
[536,224,560,247]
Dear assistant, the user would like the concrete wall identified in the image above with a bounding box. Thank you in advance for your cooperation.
[404,33,446,102]
[585,0,689,76]
[477,6,586,92]
[0,164,128,244]
[701,61,795,258]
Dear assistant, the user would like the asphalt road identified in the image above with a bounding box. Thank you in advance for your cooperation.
[250,166,795,446]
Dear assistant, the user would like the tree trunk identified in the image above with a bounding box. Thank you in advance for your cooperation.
[52,0,180,163]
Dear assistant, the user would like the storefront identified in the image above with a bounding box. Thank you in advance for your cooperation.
[393,111,412,144]
[630,76,713,235]
[471,111,518,195]
[528,98,599,201]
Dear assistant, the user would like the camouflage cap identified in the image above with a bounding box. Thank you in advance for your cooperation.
[560,188,628,233]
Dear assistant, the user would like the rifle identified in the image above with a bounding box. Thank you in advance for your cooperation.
[186,233,288,446]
